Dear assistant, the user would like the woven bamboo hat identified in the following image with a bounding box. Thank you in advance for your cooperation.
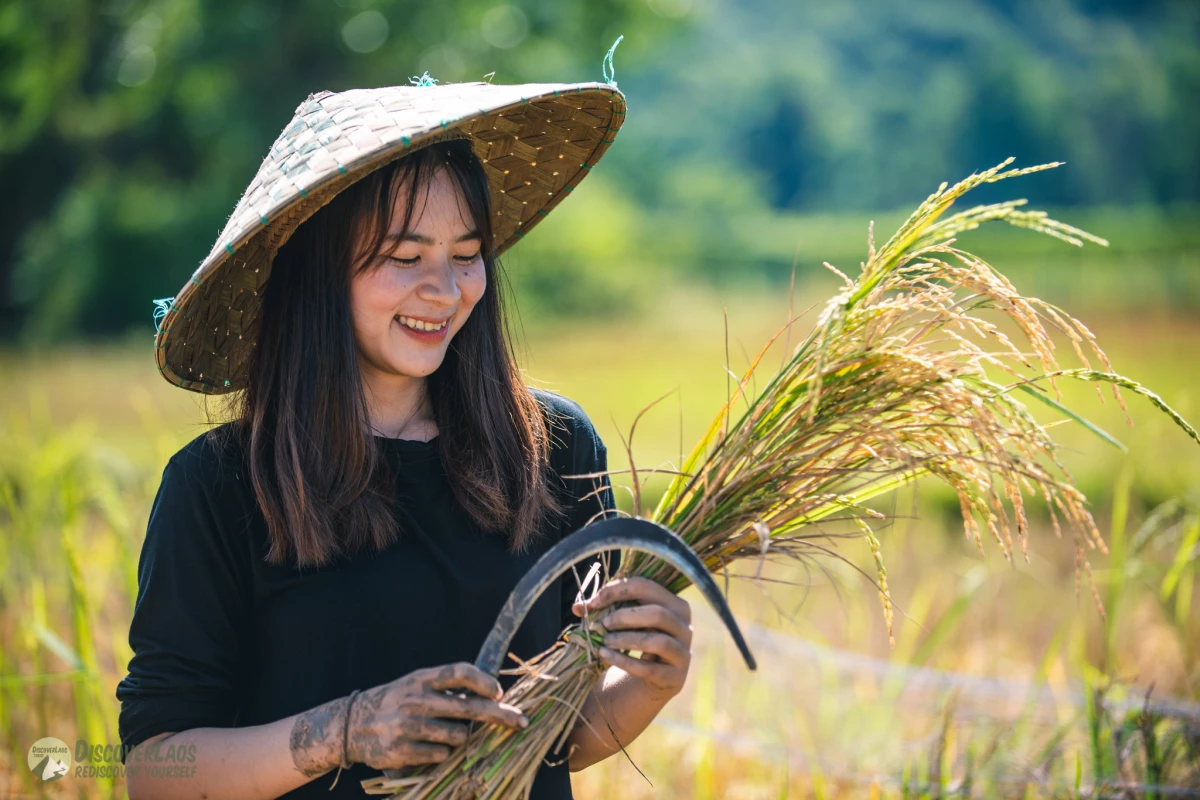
[152,76,626,394]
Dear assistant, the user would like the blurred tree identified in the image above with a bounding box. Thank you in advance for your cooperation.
[0,0,671,339]
[611,0,1200,212]
[1,0,1197,340]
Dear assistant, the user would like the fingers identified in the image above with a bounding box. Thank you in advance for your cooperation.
[602,630,689,668]
[596,645,676,686]
[409,717,471,747]
[420,693,529,730]
[423,662,503,700]
[573,577,691,623]
[596,604,692,646]
[358,663,530,771]
[573,584,693,697]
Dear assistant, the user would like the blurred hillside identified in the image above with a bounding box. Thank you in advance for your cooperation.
[2,0,1198,342]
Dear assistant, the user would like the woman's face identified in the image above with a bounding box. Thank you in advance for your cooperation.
[349,166,487,383]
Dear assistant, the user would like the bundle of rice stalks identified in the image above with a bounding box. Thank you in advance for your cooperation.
[361,159,1198,798]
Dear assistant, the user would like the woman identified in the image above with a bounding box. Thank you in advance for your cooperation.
[116,80,694,798]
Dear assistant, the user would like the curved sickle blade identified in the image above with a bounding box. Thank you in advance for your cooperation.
[477,517,756,675]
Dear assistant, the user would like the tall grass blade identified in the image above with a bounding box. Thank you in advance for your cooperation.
[1011,383,1127,452]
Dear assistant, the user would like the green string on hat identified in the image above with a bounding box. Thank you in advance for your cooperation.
[410,39,620,89]
[602,35,623,88]
[152,297,175,335]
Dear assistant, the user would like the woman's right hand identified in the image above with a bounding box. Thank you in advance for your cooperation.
[346,662,529,770]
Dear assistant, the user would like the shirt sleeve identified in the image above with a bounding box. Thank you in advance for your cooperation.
[115,454,250,762]
[558,409,621,631]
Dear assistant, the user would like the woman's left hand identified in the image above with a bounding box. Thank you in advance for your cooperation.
[572,577,693,701]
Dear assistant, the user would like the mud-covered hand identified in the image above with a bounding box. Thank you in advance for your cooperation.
[345,663,528,771]
[572,577,693,700]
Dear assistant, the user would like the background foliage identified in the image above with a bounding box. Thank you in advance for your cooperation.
[2,0,1198,340]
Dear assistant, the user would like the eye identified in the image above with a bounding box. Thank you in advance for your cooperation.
[387,255,420,266]
[454,250,482,263]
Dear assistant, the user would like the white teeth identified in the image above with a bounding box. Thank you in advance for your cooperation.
[397,315,447,332]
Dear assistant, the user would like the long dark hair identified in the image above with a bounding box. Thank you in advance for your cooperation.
[217,138,562,568]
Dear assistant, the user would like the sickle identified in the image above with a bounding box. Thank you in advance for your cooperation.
[477,516,757,674]
[372,519,755,792]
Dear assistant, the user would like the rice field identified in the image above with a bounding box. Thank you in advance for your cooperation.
[1,286,1198,798]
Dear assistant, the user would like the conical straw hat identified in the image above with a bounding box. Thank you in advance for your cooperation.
[152,78,626,394]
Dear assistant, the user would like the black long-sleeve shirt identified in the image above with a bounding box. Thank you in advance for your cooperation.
[115,389,617,799]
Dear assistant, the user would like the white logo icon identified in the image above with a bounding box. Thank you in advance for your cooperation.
[27,737,71,782]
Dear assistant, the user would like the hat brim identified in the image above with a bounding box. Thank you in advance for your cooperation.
[153,81,625,394]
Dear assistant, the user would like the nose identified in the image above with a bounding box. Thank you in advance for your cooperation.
[417,252,462,308]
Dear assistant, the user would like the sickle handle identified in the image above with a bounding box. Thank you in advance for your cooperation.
[477,516,756,674]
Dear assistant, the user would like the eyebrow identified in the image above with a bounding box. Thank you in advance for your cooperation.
[383,229,481,246]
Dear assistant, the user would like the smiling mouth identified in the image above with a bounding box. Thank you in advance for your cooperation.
[395,315,449,332]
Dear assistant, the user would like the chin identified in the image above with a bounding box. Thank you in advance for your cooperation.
[388,358,444,378]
